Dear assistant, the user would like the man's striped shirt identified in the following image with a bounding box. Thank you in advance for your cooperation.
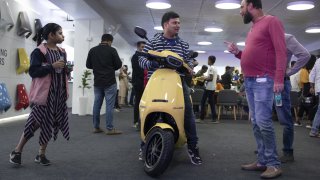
[138,33,193,79]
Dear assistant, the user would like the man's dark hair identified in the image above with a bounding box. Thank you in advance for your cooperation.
[305,54,316,71]
[101,34,113,42]
[201,65,208,70]
[246,0,262,9]
[136,41,146,47]
[225,66,231,71]
[161,11,180,28]
[208,55,216,64]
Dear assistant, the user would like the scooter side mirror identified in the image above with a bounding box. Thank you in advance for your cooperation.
[134,26,148,40]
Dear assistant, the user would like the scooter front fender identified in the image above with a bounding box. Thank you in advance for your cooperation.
[146,123,174,137]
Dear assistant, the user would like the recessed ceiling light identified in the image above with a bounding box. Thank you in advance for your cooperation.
[305,26,320,33]
[215,0,240,10]
[287,1,314,10]
[154,26,163,30]
[197,41,212,45]
[146,0,171,9]
[237,41,245,46]
[196,50,206,53]
[224,50,231,53]
[204,26,223,32]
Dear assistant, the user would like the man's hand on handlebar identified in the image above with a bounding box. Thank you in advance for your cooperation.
[151,61,160,68]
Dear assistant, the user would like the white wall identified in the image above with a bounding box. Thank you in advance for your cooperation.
[71,19,104,115]
[0,0,39,119]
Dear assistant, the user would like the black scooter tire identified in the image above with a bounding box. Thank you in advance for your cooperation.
[143,127,174,177]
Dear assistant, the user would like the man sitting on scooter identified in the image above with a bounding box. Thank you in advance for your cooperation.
[138,11,202,165]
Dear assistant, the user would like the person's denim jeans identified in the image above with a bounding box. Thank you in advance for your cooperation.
[200,90,216,121]
[274,79,294,155]
[182,79,198,148]
[93,84,117,130]
[245,76,280,167]
[311,93,320,134]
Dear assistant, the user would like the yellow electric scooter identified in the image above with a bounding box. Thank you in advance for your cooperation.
[135,27,193,177]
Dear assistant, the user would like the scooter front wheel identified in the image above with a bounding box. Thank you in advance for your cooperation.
[144,127,174,177]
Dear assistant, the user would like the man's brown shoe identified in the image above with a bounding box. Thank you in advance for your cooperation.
[106,128,122,135]
[93,128,104,133]
[260,166,282,179]
[241,162,267,171]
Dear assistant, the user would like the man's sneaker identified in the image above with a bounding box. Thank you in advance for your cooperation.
[138,148,143,161]
[241,161,267,171]
[260,166,282,179]
[294,122,302,127]
[93,128,104,133]
[309,132,320,138]
[106,128,122,135]
[34,154,51,166]
[9,151,21,165]
[280,153,294,163]
[187,146,202,165]
[306,124,312,129]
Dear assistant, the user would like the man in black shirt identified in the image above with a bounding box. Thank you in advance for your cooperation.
[86,34,122,135]
[131,41,146,129]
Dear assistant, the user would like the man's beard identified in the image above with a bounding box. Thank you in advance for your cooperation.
[243,11,253,24]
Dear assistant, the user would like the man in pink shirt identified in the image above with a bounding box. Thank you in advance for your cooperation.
[226,0,286,179]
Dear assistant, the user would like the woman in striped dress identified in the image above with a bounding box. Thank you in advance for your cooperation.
[10,23,70,166]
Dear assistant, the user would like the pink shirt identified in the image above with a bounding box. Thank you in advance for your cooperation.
[236,15,287,84]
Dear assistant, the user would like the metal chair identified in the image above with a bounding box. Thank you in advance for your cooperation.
[216,89,238,121]
[190,88,204,118]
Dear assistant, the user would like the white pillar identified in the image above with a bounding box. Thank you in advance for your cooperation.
[72,19,105,115]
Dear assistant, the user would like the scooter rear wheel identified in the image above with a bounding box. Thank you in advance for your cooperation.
[144,127,174,177]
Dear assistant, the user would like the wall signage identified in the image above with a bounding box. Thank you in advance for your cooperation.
[0,48,8,65]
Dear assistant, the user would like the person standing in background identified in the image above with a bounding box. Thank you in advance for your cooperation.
[198,55,218,123]
[226,0,287,178]
[118,65,130,106]
[309,58,320,137]
[275,33,310,163]
[221,66,233,89]
[131,41,146,129]
[86,34,122,135]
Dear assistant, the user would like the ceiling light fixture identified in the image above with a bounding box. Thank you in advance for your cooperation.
[196,50,206,54]
[204,26,223,32]
[146,0,171,9]
[237,41,245,46]
[305,26,320,33]
[287,1,315,10]
[197,41,212,45]
[154,26,163,30]
[215,0,241,10]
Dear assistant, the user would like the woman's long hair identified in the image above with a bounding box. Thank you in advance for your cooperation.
[35,23,61,46]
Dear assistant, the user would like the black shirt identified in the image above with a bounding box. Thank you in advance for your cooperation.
[86,43,122,88]
[131,51,144,86]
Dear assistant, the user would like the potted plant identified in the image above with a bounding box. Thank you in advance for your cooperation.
[78,69,92,116]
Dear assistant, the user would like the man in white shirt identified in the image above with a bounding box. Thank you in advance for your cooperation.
[309,58,320,137]
[289,61,301,92]
[199,56,218,123]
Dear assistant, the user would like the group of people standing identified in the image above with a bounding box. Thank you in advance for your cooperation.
[8,0,320,179]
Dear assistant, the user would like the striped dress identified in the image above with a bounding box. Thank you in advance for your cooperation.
[24,48,69,145]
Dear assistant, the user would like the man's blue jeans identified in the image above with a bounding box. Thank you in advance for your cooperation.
[311,93,320,134]
[93,84,117,130]
[245,76,280,167]
[182,79,198,148]
[274,79,294,155]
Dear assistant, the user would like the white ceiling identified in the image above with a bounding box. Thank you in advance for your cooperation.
[48,0,320,63]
